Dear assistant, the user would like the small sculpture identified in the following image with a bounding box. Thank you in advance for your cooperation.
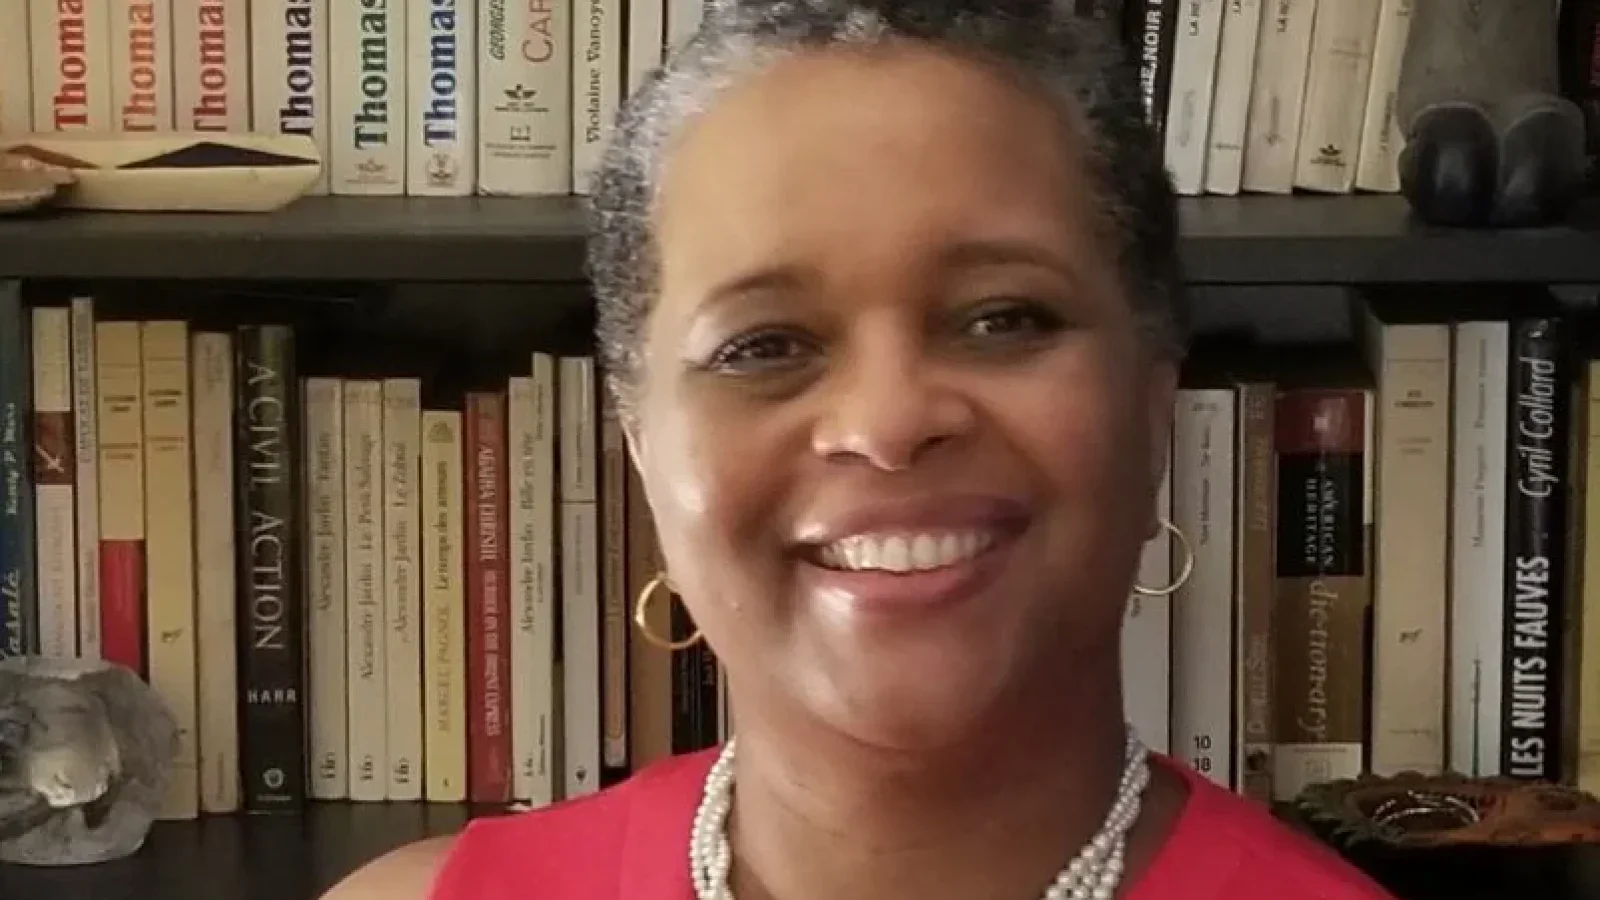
[1396,0,1588,227]
[0,151,74,214]
[0,656,179,866]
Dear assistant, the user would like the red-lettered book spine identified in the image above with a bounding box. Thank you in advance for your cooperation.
[466,390,511,804]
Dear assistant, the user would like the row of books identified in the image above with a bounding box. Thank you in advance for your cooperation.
[0,0,703,198]
[6,282,1600,819]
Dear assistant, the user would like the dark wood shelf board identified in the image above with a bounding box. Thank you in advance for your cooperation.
[0,802,488,900]
[1,193,1598,285]
[0,196,590,283]
[1177,194,1600,285]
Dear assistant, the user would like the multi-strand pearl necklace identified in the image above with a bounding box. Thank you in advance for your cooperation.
[689,729,1152,900]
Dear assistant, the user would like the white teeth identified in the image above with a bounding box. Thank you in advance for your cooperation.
[817,531,995,573]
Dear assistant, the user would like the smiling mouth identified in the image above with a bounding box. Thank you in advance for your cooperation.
[813,530,998,573]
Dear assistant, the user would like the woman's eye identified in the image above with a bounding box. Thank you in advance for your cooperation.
[964,301,1063,339]
[707,331,813,371]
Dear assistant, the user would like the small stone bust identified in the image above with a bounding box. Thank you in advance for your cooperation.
[0,656,178,866]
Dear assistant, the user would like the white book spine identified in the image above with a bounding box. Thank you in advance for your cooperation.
[1170,388,1236,789]
[0,3,32,133]
[559,355,600,798]
[111,0,175,132]
[30,0,114,132]
[626,0,663,93]
[408,0,475,195]
[1292,0,1383,193]
[422,409,467,803]
[477,0,572,195]
[509,365,557,805]
[251,0,332,195]
[191,331,238,814]
[172,0,250,132]
[571,0,620,194]
[382,378,423,800]
[1448,321,1508,777]
[1202,0,1264,195]
[1122,456,1172,754]
[1240,0,1318,193]
[69,298,100,659]
[32,307,77,660]
[304,377,348,800]
[344,380,388,802]
[1161,0,1227,196]
[1352,0,1413,193]
[331,0,408,195]
[665,0,700,49]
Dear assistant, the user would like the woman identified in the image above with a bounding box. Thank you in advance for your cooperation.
[329,0,1396,898]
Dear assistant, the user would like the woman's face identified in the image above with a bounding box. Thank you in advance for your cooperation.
[630,45,1176,749]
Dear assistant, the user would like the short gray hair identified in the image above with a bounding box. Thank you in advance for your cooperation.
[586,0,1187,403]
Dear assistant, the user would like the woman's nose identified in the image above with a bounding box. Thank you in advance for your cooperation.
[808,341,976,472]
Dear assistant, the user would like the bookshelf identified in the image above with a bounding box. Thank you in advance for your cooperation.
[4,194,1600,284]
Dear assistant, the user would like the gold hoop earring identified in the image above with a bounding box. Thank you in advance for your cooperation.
[1133,518,1194,597]
[633,573,702,651]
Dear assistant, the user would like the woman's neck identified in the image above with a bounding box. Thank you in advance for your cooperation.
[723,660,1137,900]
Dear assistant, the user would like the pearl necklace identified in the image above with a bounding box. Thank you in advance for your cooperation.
[689,729,1152,900]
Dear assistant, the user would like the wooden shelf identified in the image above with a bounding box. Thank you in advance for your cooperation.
[1,194,1598,285]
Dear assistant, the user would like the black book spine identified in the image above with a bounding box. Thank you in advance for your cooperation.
[235,324,306,811]
[1125,0,1177,141]
[1500,316,1570,782]
[0,283,36,657]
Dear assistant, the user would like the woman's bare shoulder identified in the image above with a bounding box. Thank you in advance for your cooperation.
[319,835,458,900]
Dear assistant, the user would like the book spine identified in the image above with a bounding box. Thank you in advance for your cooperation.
[1352,0,1413,192]
[1129,0,1180,142]
[600,389,628,777]
[235,325,305,812]
[627,462,673,768]
[250,0,332,195]
[343,379,387,802]
[1122,457,1172,753]
[0,285,33,658]
[96,320,145,674]
[1235,380,1276,804]
[1449,321,1509,777]
[572,0,620,194]
[143,320,198,821]
[304,377,348,800]
[1291,0,1382,193]
[1202,0,1264,195]
[560,355,601,796]
[478,0,571,194]
[331,0,407,195]
[1240,0,1318,193]
[32,307,78,659]
[1580,360,1600,794]
[30,0,115,132]
[191,331,239,814]
[1273,388,1369,801]
[1500,317,1571,783]
[172,0,250,132]
[664,0,700,49]
[1367,318,1451,776]
[509,366,557,805]
[407,0,476,196]
[466,390,512,804]
[383,377,424,800]
[70,298,101,659]
[0,3,33,133]
[1170,387,1235,788]
[1161,0,1226,196]
[422,409,467,803]
[625,0,663,93]
[111,0,176,132]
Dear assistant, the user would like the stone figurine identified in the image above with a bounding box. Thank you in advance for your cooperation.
[1396,0,1588,227]
[0,656,179,866]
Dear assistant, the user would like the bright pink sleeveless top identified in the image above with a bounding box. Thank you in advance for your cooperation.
[429,749,1397,900]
